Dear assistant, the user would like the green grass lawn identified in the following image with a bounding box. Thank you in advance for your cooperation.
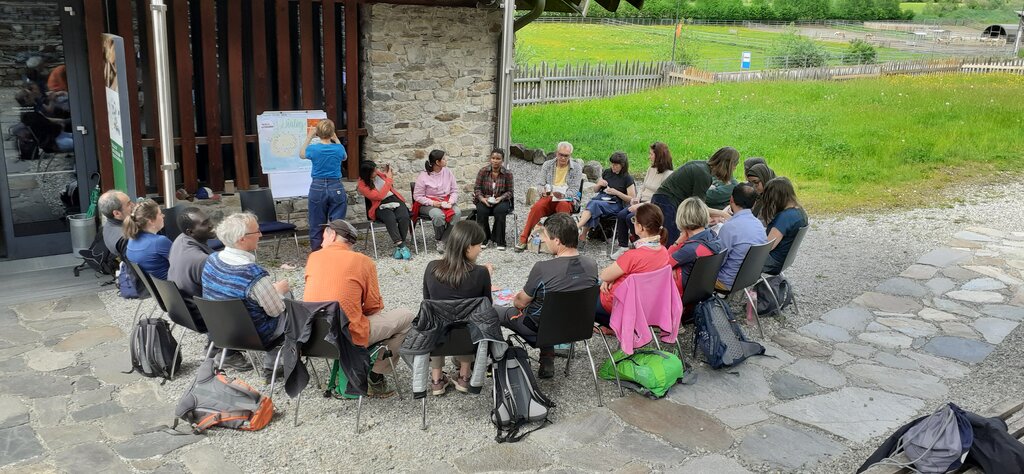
[517,23,924,72]
[511,73,1024,213]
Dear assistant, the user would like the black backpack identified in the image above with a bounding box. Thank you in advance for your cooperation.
[491,346,555,443]
[127,318,182,382]
[693,297,765,369]
[8,123,37,160]
[754,275,794,316]
[73,232,119,278]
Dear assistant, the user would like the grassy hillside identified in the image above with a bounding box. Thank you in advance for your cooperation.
[511,73,1024,213]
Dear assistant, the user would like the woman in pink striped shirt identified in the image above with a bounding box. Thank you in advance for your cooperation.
[414,149,460,253]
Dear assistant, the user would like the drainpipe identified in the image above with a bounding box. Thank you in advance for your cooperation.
[150,0,178,206]
[497,0,543,153]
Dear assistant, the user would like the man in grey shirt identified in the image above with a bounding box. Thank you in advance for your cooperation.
[168,207,215,324]
[497,213,599,378]
[97,190,133,256]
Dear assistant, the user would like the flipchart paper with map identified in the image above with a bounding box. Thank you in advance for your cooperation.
[256,110,327,173]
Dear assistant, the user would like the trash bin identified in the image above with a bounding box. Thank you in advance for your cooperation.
[68,213,97,254]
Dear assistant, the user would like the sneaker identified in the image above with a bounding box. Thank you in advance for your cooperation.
[436,241,445,254]
[610,246,629,260]
[367,375,396,399]
[538,357,555,379]
[497,244,506,251]
[514,242,527,253]
[481,241,488,249]
[393,248,403,260]
[400,246,412,260]
[220,352,253,371]
[453,374,471,393]
[431,374,451,396]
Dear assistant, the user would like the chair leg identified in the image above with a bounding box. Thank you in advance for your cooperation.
[583,340,603,407]
[205,341,216,359]
[268,349,283,397]
[420,397,428,431]
[355,395,364,434]
[293,232,300,255]
[293,389,302,427]
[420,221,428,248]
[274,235,283,259]
[781,271,801,316]
[218,348,228,371]
[388,358,403,401]
[564,342,575,377]
[743,288,764,338]
[608,225,617,257]
[169,325,182,380]
[306,357,323,390]
[370,223,379,259]
[597,330,625,397]
[759,276,783,318]
[411,222,419,254]
[244,351,260,372]
[649,327,663,351]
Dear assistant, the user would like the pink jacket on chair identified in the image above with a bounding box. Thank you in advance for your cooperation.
[610,265,682,355]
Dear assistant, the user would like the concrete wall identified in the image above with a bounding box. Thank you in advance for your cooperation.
[360,3,502,204]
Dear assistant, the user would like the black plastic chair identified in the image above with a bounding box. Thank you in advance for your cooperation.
[681,250,729,307]
[149,276,209,379]
[715,241,774,338]
[509,285,605,406]
[289,300,401,432]
[420,323,476,429]
[194,297,284,396]
[758,226,809,317]
[126,260,164,324]
[239,188,299,258]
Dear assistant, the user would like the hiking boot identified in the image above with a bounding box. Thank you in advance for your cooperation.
[367,375,396,399]
[262,365,284,384]
[453,374,471,393]
[220,352,253,371]
[431,374,451,396]
[400,245,412,260]
[436,241,445,254]
[514,242,527,253]
[392,248,403,260]
[538,356,555,379]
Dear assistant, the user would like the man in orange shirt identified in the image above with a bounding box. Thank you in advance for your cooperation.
[303,220,413,398]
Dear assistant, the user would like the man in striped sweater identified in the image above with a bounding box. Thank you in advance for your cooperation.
[202,212,291,382]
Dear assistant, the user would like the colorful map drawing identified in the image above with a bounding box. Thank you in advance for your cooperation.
[256,110,327,173]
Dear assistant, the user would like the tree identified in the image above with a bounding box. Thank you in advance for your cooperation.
[842,39,878,64]
[766,32,830,68]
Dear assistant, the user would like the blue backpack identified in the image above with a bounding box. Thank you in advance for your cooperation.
[693,297,765,369]
[117,261,144,299]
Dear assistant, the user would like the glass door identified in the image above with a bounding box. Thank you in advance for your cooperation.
[0,0,97,259]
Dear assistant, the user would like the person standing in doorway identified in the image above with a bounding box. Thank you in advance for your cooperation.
[300,119,347,251]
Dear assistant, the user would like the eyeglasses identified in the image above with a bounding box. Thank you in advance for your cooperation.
[556,153,570,158]
[245,230,262,236]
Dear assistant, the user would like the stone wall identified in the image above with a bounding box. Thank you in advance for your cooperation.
[360,3,502,206]
[0,2,63,88]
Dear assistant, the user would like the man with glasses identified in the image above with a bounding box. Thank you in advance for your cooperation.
[515,141,583,252]
[202,212,290,381]
[97,189,134,256]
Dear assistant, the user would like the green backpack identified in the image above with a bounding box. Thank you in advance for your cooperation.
[324,351,380,400]
[598,349,686,399]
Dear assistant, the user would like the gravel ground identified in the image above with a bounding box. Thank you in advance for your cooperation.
[98,159,1024,473]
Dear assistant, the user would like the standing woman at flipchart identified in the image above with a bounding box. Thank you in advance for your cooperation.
[300,119,348,251]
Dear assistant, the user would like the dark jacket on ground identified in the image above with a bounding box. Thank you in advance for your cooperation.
[858,408,1024,474]
[281,299,369,398]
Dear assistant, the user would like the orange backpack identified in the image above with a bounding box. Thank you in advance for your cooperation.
[174,358,274,433]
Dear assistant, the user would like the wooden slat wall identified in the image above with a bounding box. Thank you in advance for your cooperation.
[113,0,146,197]
[82,0,113,191]
[88,0,365,194]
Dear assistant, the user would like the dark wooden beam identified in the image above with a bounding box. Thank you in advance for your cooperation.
[251,0,270,186]
[114,0,146,197]
[83,0,114,191]
[138,128,367,147]
[344,0,360,178]
[198,0,224,189]
[299,0,315,110]
[322,0,339,123]
[172,0,198,193]
[227,0,249,190]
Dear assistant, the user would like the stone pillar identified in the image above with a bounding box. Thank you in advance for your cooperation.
[361,4,502,205]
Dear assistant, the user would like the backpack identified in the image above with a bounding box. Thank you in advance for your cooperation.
[867,403,973,473]
[753,275,793,316]
[491,346,555,443]
[174,358,274,433]
[73,232,118,278]
[598,349,688,399]
[8,123,37,160]
[127,318,182,382]
[693,297,765,369]
[116,261,146,299]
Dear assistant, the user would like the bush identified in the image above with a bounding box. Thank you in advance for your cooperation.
[766,32,830,68]
[842,39,878,64]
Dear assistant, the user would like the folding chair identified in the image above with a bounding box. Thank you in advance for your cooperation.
[507,286,605,406]
[126,260,166,325]
[360,197,415,259]
[149,277,209,379]
[467,198,520,248]
[194,297,284,396]
[288,300,402,432]
[715,241,773,338]
[420,323,476,430]
[239,188,300,258]
[758,226,808,317]
[408,182,429,253]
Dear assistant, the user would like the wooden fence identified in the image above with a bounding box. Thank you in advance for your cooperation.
[512,57,1024,105]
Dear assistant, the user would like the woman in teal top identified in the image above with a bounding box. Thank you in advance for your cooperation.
[759,177,807,274]
[300,119,347,251]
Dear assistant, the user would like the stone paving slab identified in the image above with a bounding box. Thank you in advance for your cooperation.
[922,336,995,364]
[769,387,925,443]
[608,396,734,452]
[738,424,847,470]
[665,364,771,411]
[671,454,752,473]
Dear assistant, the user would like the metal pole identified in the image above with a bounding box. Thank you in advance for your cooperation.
[150,0,178,206]
[1014,6,1023,57]
[496,0,516,153]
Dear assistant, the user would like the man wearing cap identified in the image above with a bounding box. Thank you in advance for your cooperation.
[202,212,290,381]
[303,219,413,398]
